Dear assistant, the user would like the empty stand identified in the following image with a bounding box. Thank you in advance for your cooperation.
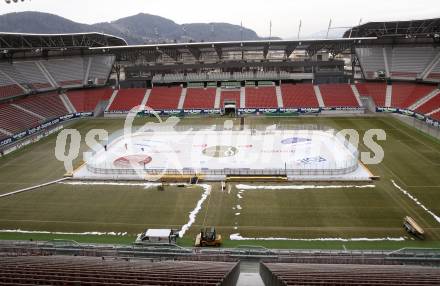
[261,262,440,286]
[431,111,440,121]
[319,84,359,107]
[391,83,436,109]
[43,57,86,87]
[183,87,216,109]
[13,61,52,90]
[0,70,25,99]
[108,88,146,111]
[14,93,68,119]
[355,82,387,106]
[67,88,114,112]
[390,47,438,79]
[220,89,241,108]
[281,84,319,108]
[0,256,239,286]
[245,86,278,108]
[0,103,42,134]
[147,86,182,109]
[416,92,440,114]
[88,55,115,85]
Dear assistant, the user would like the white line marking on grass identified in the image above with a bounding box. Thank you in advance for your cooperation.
[391,180,440,224]
[237,205,242,210]
[0,178,68,199]
[229,233,405,241]
[236,184,375,190]
[0,229,128,236]
[178,184,211,238]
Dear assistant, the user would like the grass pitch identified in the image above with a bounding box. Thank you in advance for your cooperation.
[0,115,440,250]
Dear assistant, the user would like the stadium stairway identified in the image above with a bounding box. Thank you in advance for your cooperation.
[177,87,187,109]
[59,93,76,113]
[214,87,221,109]
[409,88,440,110]
[350,84,363,107]
[240,87,246,108]
[313,85,325,107]
[385,84,392,107]
[275,85,284,108]
[105,89,119,111]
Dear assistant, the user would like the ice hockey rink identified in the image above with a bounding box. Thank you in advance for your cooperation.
[73,128,372,181]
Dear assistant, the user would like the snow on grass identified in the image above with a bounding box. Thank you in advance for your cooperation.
[391,180,440,224]
[236,184,375,190]
[230,233,405,242]
[236,205,242,210]
[60,181,162,188]
[0,229,128,236]
[178,184,212,238]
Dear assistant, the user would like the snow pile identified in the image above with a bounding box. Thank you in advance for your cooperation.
[391,180,440,224]
[178,184,212,237]
[230,233,405,242]
[236,184,375,190]
[0,229,128,236]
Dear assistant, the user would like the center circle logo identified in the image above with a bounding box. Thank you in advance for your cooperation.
[202,145,238,158]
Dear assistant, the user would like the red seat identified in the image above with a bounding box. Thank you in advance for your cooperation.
[220,90,240,108]
[245,86,278,108]
[147,86,182,110]
[416,92,440,114]
[391,83,436,109]
[355,82,387,106]
[183,88,216,109]
[281,84,319,108]
[108,88,146,111]
[67,88,113,112]
[319,84,359,107]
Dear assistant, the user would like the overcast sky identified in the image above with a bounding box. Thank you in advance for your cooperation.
[1,0,439,38]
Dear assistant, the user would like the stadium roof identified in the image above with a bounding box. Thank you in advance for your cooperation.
[92,38,377,60]
[344,18,440,38]
[0,32,128,51]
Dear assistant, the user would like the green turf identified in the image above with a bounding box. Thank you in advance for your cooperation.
[0,115,439,249]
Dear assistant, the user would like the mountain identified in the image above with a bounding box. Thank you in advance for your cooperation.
[0,12,280,44]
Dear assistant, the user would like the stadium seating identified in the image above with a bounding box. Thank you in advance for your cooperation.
[12,61,52,90]
[0,256,239,286]
[183,87,216,109]
[43,57,86,87]
[431,111,440,121]
[0,72,25,99]
[391,83,436,109]
[281,84,319,108]
[390,47,438,79]
[356,47,386,79]
[67,88,114,112]
[147,86,182,109]
[319,83,359,107]
[355,82,387,106]
[0,103,42,134]
[245,86,278,108]
[87,55,115,85]
[220,89,241,108]
[415,92,440,114]
[260,262,440,286]
[108,88,146,111]
[14,93,68,119]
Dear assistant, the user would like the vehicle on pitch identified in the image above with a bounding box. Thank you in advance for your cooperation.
[403,216,425,239]
[195,227,222,247]
[135,229,180,245]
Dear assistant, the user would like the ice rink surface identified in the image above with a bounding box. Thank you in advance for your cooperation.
[74,129,372,181]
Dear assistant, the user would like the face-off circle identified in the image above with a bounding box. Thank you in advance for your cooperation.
[113,155,152,168]
[202,145,238,158]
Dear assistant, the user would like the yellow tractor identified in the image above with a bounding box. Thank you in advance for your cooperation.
[194,227,222,247]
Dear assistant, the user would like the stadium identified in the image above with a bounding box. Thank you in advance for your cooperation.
[1,1,440,285]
